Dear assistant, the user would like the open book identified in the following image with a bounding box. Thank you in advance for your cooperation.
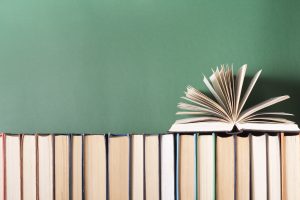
[169,64,300,132]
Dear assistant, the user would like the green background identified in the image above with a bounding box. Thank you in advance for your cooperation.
[0,0,299,133]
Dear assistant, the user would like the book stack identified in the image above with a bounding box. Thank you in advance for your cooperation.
[0,132,300,200]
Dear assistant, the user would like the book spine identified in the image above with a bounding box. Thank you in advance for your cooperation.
[212,133,216,200]
[81,134,85,200]
[69,135,72,200]
[128,134,132,200]
[176,133,180,200]
[194,133,198,200]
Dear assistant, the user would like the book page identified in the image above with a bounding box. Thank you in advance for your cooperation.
[237,70,262,116]
[237,95,290,121]
[234,64,247,116]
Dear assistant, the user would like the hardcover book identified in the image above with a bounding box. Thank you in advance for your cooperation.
[6,135,21,200]
[145,135,160,200]
[72,135,83,200]
[131,135,144,200]
[22,135,37,200]
[169,64,299,132]
[38,135,54,200]
[109,135,130,200]
[84,135,106,200]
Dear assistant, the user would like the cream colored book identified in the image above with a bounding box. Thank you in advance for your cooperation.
[22,135,37,200]
[216,134,234,200]
[161,134,175,200]
[72,135,83,200]
[145,135,160,200]
[198,134,215,200]
[236,134,250,200]
[131,135,144,200]
[0,134,4,200]
[251,134,267,200]
[267,134,281,200]
[6,135,21,200]
[38,135,54,200]
[55,135,70,200]
[281,133,300,200]
[179,134,196,200]
[169,64,299,132]
[109,135,130,200]
[84,135,106,200]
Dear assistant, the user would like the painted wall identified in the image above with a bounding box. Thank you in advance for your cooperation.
[0,1,299,133]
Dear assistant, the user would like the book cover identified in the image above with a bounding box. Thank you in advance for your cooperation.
[55,135,70,200]
[178,134,196,200]
[109,134,130,200]
[0,133,4,200]
[6,134,21,200]
[267,134,281,200]
[131,134,144,200]
[281,133,300,199]
[251,134,267,200]
[145,135,160,200]
[22,135,37,200]
[216,134,234,200]
[236,134,250,200]
[198,133,215,200]
[84,135,106,200]
[161,134,175,200]
[72,135,83,200]
[38,134,54,200]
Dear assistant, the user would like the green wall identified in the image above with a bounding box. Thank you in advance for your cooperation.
[0,1,300,133]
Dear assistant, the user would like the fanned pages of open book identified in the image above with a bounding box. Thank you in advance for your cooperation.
[169,64,300,132]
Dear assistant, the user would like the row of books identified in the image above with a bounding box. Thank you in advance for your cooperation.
[0,132,299,200]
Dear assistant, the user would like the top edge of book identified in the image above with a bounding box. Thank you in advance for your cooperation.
[168,121,300,133]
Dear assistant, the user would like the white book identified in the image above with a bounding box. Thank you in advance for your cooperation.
[198,134,215,200]
[251,134,267,200]
[169,64,299,132]
[0,134,3,200]
[267,134,281,200]
[38,135,54,200]
[161,134,175,200]
[131,135,144,200]
[6,135,21,200]
[23,135,37,200]
[284,134,300,199]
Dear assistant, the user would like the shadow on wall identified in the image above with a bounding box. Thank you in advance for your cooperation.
[244,76,300,125]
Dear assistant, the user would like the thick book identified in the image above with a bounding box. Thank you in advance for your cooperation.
[84,135,106,200]
[236,134,250,200]
[197,133,215,200]
[178,134,196,200]
[216,134,234,200]
[267,134,281,200]
[72,135,83,200]
[55,135,70,200]
[109,135,130,200]
[6,134,21,200]
[38,135,54,200]
[161,134,175,200]
[169,64,299,132]
[22,135,37,200]
[251,134,267,200]
[145,135,160,200]
[0,134,4,200]
[131,135,144,200]
[281,133,300,199]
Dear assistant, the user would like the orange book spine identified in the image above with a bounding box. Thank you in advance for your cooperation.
[281,132,286,200]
